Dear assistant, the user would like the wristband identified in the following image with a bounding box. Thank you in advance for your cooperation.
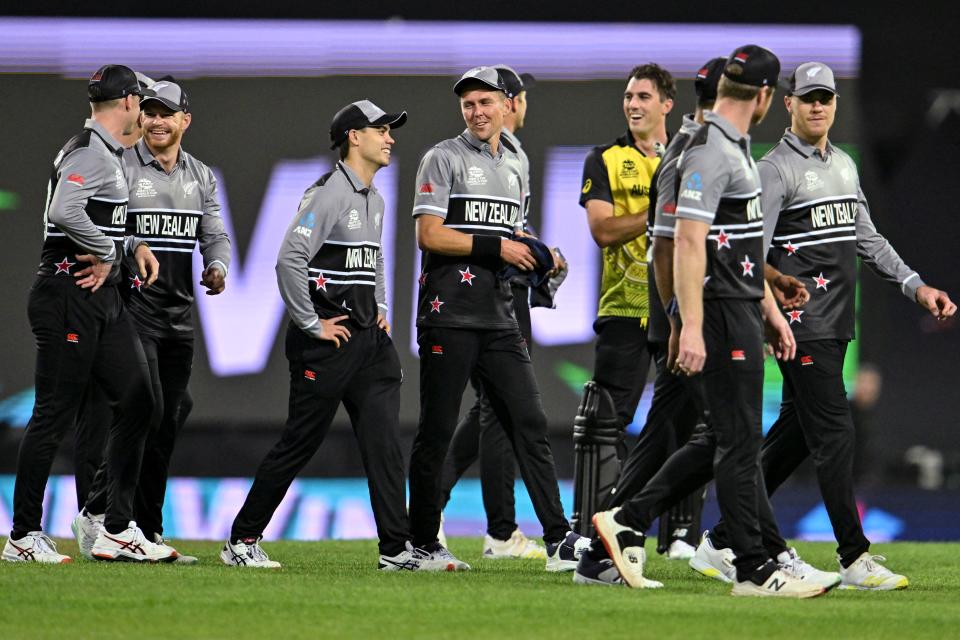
[665,296,681,319]
[471,234,502,260]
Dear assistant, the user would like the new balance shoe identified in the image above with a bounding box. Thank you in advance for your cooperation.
[731,566,826,599]
[483,529,547,560]
[2,532,72,564]
[839,553,909,591]
[689,530,736,583]
[545,530,591,572]
[71,510,103,560]
[573,548,623,586]
[153,534,198,565]
[592,509,649,588]
[417,542,470,571]
[220,537,281,568]
[379,541,430,571]
[665,539,696,561]
[777,548,841,591]
[91,522,177,562]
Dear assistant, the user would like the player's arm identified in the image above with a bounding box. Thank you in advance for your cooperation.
[275,189,350,346]
[198,166,231,295]
[855,185,955,319]
[373,194,390,333]
[580,147,646,248]
[413,147,535,270]
[757,159,808,310]
[760,279,796,361]
[48,148,116,262]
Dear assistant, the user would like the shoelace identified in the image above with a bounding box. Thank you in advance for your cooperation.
[860,554,892,575]
[32,533,58,554]
[247,543,271,562]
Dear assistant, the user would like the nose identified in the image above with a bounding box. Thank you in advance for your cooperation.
[385,133,395,145]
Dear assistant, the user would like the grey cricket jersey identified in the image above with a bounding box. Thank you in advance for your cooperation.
[500,128,531,226]
[38,119,127,284]
[123,139,231,337]
[761,129,923,341]
[277,161,388,332]
[412,129,525,329]
[674,111,765,301]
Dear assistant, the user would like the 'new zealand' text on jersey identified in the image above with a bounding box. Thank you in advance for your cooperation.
[674,111,764,301]
[38,119,126,285]
[413,130,524,329]
[579,131,660,319]
[123,139,231,337]
[277,162,387,332]
[761,129,923,340]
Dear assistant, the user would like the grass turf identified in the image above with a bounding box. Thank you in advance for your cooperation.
[0,538,957,639]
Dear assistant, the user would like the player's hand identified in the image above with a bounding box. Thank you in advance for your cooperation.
[548,247,567,277]
[500,238,537,271]
[200,265,226,295]
[134,244,160,287]
[764,312,796,361]
[309,315,351,348]
[674,324,706,376]
[73,254,113,293]
[915,285,957,320]
[377,312,391,335]
[772,274,809,310]
[666,319,681,373]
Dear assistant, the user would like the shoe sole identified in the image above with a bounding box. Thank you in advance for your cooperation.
[545,559,577,572]
[1,553,72,564]
[92,552,177,563]
[731,585,826,599]
[689,557,734,583]
[592,512,645,589]
[573,572,622,586]
[838,578,908,591]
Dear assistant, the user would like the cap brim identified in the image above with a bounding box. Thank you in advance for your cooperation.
[138,87,157,98]
[453,77,503,96]
[372,111,407,129]
[519,73,536,90]
[792,84,839,97]
[141,95,183,112]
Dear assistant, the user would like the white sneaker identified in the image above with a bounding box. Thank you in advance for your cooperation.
[91,521,178,562]
[437,513,448,549]
[379,541,430,571]
[482,529,548,560]
[71,510,104,560]
[417,543,471,571]
[777,548,841,591]
[839,553,909,591]
[591,509,649,589]
[665,539,696,561]
[220,537,281,568]
[545,530,592,572]
[153,534,198,565]
[732,567,826,599]
[689,530,736,583]
[2,532,72,564]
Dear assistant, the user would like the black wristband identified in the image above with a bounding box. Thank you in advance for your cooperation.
[471,234,502,260]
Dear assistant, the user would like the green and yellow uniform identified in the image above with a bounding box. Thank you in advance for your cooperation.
[579,132,660,320]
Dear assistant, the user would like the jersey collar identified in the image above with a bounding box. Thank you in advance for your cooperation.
[337,161,378,195]
[619,129,661,158]
[459,129,503,161]
[782,128,834,161]
[702,111,751,149]
[84,118,125,156]
[134,138,184,172]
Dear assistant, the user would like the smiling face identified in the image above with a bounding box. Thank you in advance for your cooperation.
[353,125,395,168]
[140,102,190,152]
[459,87,507,142]
[622,77,671,141]
[786,89,837,142]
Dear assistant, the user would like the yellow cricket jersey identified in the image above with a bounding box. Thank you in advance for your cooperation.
[579,132,660,319]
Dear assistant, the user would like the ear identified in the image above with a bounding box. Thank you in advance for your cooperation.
[662,97,675,115]
[181,112,192,131]
[348,129,361,147]
[784,94,794,115]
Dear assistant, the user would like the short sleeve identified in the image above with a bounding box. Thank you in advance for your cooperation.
[674,145,730,225]
[412,147,454,219]
[578,147,612,207]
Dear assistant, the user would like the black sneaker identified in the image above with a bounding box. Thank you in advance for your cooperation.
[545,530,591,572]
[573,548,623,586]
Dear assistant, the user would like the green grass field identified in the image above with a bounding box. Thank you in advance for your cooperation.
[1,538,957,639]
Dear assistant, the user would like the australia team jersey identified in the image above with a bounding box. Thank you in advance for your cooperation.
[579,132,660,319]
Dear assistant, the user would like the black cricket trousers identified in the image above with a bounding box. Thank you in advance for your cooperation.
[409,326,569,547]
[231,323,410,556]
[13,277,153,537]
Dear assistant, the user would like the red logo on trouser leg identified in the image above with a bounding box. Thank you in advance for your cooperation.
[800,355,814,366]
[304,370,316,381]
[731,349,745,361]
[66,333,79,343]
[431,345,443,355]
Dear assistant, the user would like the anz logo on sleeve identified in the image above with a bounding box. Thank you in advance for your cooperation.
[194,148,603,376]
